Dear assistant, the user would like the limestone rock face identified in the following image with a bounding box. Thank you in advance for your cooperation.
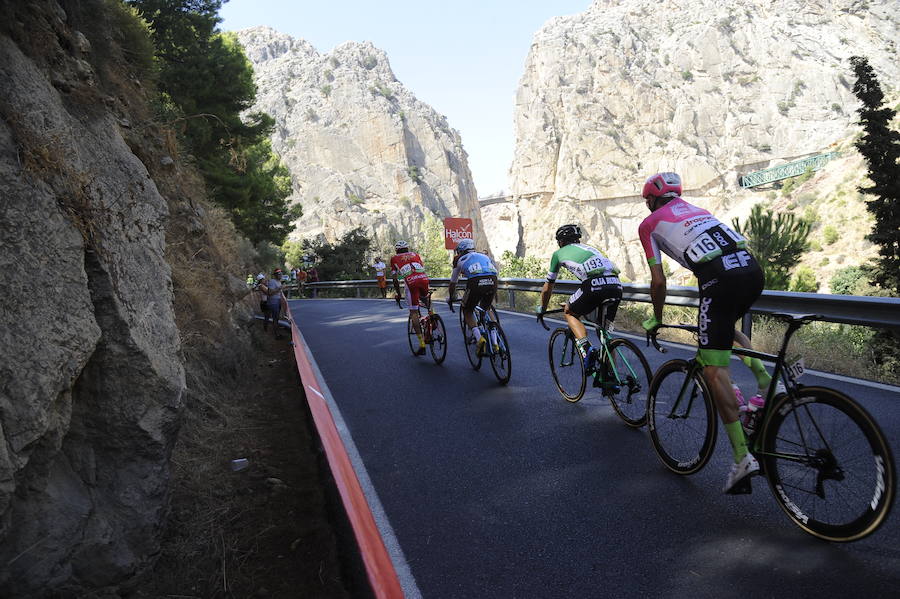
[236,26,487,252]
[491,0,898,279]
[0,4,184,595]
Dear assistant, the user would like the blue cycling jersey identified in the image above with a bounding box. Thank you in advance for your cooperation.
[450,252,497,283]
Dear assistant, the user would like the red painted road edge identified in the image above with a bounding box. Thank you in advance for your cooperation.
[287,314,405,599]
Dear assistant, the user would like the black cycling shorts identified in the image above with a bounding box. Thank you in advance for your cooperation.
[462,275,497,311]
[567,277,622,324]
[695,250,764,366]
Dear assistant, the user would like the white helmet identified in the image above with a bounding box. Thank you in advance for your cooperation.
[395,240,409,251]
[455,238,475,254]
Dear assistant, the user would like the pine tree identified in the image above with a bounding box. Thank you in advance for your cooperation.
[850,56,900,296]
[849,56,900,375]
[732,204,811,290]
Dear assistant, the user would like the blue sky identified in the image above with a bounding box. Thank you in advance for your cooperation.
[219,0,591,196]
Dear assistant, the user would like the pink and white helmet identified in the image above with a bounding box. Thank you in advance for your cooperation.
[642,172,682,201]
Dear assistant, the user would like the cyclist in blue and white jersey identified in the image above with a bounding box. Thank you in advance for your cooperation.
[447,239,498,355]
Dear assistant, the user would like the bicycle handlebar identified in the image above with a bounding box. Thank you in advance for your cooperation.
[646,323,698,354]
[536,308,564,331]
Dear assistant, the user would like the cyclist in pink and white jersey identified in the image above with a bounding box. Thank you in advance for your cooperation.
[639,172,764,494]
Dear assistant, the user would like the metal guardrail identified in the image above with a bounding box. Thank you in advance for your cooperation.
[294,278,900,331]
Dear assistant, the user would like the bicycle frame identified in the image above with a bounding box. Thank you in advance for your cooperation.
[650,318,814,453]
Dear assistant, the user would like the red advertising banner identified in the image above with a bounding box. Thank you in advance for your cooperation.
[443,217,474,250]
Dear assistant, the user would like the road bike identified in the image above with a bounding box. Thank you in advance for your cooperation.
[396,290,447,364]
[449,298,511,385]
[646,313,895,541]
[538,301,651,427]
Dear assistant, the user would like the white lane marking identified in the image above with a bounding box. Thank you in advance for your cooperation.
[292,323,423,599]
[494,309,900,394]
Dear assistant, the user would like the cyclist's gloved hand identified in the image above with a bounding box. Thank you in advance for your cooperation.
[642,316,661,332]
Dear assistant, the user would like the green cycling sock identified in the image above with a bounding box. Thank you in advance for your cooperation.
[725,420,749,462]
[741,356,771,390]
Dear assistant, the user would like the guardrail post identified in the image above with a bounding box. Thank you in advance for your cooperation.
[356,286,361,298]
[741,313,752,340]
[508,290,516,310]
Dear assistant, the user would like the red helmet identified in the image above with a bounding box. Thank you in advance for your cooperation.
[642,172,682,201]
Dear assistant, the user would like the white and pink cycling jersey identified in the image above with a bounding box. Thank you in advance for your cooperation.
[638,198,747,270]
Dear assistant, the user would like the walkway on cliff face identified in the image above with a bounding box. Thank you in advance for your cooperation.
[478,149,837,207]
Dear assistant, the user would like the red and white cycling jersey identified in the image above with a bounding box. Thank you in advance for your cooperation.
[638,198,747,271]
[390,252,429,284]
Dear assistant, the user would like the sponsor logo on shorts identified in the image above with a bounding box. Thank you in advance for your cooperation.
[701,278,719,291]
[698,297,712,345]
[722,250,752,270]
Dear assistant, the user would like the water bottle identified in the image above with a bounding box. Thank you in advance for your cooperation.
[741,394,766,432]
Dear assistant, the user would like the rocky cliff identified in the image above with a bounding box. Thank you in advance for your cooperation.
[235,26,488,253]
[0,1,254,595]
[487,0,898,283]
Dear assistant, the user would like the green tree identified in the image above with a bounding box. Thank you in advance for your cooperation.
[302,228,372,281]
[732,204,812,290]
[128,0,296,245]
[789,266,819,292]
[850,56,900,374]
[850,56,900,296]
[830,265,866,295]
[282,240,304,268]
[420,214,452,277]
[498,250,546,279]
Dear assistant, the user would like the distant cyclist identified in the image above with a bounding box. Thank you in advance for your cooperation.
[537,224,622,373]
[447,239,498,355]
[390,240,430,355]
[639,172,764,494]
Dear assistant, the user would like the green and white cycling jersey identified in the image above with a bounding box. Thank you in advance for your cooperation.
[547,243,619,282]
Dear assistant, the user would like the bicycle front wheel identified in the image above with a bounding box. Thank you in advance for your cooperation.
[488,323,511,385]
[548,328,585,402]
[647,360,717,475]
[605,338,651,428]
[761,386,895,542]
[429,314,447,364]
[406,314,418,356]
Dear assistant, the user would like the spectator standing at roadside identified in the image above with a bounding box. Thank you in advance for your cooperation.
[306,265,319,298]
[254,273,268,318]
[265,268,288,339]
[372,257,388,298]
[297,267,308,298]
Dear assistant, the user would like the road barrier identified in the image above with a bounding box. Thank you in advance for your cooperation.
[294,278,900,331]
[286,311,404,599]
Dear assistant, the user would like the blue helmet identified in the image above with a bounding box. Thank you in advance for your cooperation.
[455,238,476,254]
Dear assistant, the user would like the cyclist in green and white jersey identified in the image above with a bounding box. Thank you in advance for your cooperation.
[537,224,623,372]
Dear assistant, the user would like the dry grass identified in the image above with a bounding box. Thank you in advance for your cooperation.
[492,292,895,385]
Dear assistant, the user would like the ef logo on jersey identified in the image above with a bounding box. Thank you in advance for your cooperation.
[722,250,752,271]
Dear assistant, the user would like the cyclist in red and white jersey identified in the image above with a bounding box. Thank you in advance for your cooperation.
[639,172,765,494]
[390,240,431,355]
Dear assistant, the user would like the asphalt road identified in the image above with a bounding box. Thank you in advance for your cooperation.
[289,298,900,599]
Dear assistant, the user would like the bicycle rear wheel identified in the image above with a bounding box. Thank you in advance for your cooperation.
[429,314,447,364]
[548,328,586,402]
[488,323,511,385]
[605,338,651,428]
[761,386,895,542]
[406,314,418,356]
[647,359,717,475]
